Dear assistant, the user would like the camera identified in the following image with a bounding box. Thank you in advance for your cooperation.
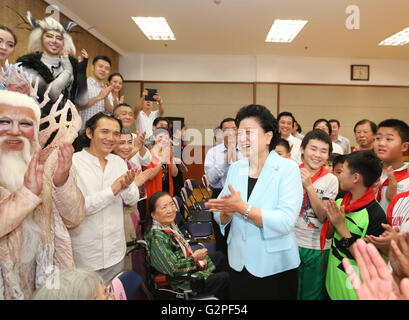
[145,88,158,102]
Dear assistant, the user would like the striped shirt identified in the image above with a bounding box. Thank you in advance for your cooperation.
[78,77,112,131]
[333,135,351,155]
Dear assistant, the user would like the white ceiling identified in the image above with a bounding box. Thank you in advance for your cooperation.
[46,0,409,59]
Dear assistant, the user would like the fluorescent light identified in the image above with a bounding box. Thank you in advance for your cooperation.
[132,17,176,40]
[265,19,308,43]
[378,27,409,46]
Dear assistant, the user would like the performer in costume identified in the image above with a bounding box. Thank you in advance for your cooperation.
[0,64,86,300]
[17,12,88,147]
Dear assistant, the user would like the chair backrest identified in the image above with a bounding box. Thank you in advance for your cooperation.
[201,175,212,191]
[173,196,183,213]
[110,271,143,300]
[184,179,200,191]
[180,187,191,204]
[173,197,183,224]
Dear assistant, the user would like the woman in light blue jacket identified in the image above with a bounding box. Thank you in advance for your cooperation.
[206,104,303,299]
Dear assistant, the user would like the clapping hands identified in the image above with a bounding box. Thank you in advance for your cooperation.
[342,239,409,300]
[111,167,140,195]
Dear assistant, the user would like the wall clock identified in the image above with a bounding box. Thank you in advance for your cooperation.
[351,65,370,81]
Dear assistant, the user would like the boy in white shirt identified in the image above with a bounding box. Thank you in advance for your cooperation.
[295,130,339,300]
[373,119,409,212]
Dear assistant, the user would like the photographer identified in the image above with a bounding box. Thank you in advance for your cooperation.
[134,88,165,142]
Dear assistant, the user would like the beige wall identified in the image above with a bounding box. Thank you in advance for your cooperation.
[122,81,253,145]
[122,81,409,148]
[255,83,278,116]
[280,84,409,146]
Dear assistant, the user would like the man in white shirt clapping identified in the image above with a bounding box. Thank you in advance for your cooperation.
[70,112,140,283]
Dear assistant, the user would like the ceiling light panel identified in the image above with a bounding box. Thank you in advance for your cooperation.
[265,19,308,43]
[378,27,409,46]
[132,17,176,40]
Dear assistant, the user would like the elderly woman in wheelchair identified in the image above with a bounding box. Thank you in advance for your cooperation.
[144,191,229,299]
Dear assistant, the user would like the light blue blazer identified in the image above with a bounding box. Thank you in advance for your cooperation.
[213,151,303,277]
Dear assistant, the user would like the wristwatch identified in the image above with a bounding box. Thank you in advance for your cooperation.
[339,237,357,249]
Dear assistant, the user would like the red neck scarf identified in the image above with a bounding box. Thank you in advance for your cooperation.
[376,168,409,202]
[341,188,376,213]
[320,187,376,269]
[299,164,329,216]
[161,229,205,270]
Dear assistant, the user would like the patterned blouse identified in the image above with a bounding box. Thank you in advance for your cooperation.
[145,223,215,293]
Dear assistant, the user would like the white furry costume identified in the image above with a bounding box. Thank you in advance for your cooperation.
[0,64,86,300]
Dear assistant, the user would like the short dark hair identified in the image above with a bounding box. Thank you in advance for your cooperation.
[108,72,124,82]
[377,119,409,143]
[277,111,295,126]
[235,104,281,151]
[92,55,112,66]
[0,25,17,45]
[295,120,302,134]
[113,103,133,115]
[313,118,332,136]
[301,129,333,155]
[345,150,382,187]
[76,112,122,149]
[354,119,377,134]
[153,117,169,127]
[328,152,341,164]
[219,118,236,129]
[144,191,172,235]
[329,119,340,128]
[332,153,346,168]
[276,138,291,153]
[120,126,133,136]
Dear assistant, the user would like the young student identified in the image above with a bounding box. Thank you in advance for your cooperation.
[373,119,409,212]
[324,150,386,300]
[275,138,292,159]
[325,153,341,173]
[387,191,409,233]
[332,154,347,199]
[365,190,409,258]
[295,130,339,300]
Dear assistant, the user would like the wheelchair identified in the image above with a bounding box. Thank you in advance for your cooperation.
[127,240,218,300]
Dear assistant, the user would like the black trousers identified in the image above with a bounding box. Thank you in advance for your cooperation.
[228,266,298,300]
[210,188,230,256]
[202,251,230,299]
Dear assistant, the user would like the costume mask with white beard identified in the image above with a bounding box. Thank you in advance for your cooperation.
[0,127,42,264]
[0,135,33,192]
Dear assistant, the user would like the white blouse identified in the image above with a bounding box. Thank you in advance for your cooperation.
[69,149,139,271]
